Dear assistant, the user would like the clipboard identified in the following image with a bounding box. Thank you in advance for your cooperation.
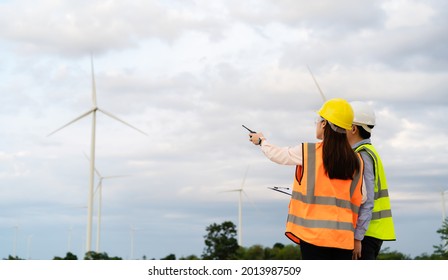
[267,186,292,196]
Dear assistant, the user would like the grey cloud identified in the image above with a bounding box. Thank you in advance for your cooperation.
[0,0,228,57]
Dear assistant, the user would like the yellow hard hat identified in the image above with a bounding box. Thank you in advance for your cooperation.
[318,98,354,130]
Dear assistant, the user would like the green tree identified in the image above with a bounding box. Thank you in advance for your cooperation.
[53,252,78,260]
[83,251,122,260]
[414,253,443,260]
[432,218,448,259]
[202,221,239,260]
[161,253,176,260]
[271,244,302,260]
[233,243,301,260]
[414,218,448,260]
[179,255,200,260]
[3,255,23,260]
[377,247,411,260]
[236,244,265,260]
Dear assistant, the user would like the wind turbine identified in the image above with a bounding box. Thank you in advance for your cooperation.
[26,235,33,260]
[48,55,147,253]
[441,189,448,222]
[67,226,73,253]
[221,166,251,246]
[93,165,128,252]
[12,224,19,258]
[129,225,140,260]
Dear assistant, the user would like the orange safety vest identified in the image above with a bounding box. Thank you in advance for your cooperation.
[285,142,364,250]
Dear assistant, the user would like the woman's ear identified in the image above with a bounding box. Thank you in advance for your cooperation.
[321,120,327,128]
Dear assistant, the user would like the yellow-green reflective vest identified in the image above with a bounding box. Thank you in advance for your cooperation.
[355,144,396,241]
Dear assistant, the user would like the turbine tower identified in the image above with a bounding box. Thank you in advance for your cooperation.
[222,166,250,246]
[12,224,19,258]
[442,189,448,222]
[129,225,139,260]
[48,55,147,253]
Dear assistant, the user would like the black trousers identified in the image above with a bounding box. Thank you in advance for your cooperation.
[360,236,383,260]
[299,239,353,260]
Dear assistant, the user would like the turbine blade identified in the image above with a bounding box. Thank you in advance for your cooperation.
[219,189,241,193]
[83,152,102,177]
[98,108,148,136]
[91,54,97,107]
[241,166,250,189]
[103,175,130,180]
[242,190,250,200]
[47,109,95,137]
[94,168,102,178]
[242,189,260,213]
[94,181,102,194]
[306,65,327,102]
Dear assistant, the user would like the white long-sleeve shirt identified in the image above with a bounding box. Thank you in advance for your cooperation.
[260,140,302,165]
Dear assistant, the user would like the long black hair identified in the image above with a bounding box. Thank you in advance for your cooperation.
[322,121,360,179]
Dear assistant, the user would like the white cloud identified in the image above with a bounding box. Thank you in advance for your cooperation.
[382,0,437,29]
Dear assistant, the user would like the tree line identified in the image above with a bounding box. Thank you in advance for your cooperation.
[4,219,448,260]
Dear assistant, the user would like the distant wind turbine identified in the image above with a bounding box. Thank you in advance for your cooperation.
[221,166,252,246]
[48,55,147,253]
[93,165,128,252]
[129,225,140,260]
[441,189,448,221]
[12,224,19,258]
[67,226,73,253]
[27,235,33,260]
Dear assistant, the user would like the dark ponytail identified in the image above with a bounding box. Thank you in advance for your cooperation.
[322,123,359,179]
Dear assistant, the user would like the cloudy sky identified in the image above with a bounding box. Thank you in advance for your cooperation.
[0,0,447,260]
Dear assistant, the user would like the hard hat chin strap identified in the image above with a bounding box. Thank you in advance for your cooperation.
[353,122,373,133]
[328,121,347,134]
[361,124,372,133]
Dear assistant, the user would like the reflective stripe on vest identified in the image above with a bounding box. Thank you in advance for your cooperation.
[355,144,396,241]
[285,142,364,250]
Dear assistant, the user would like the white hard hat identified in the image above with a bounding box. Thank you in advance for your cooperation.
[350,101,376,133]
